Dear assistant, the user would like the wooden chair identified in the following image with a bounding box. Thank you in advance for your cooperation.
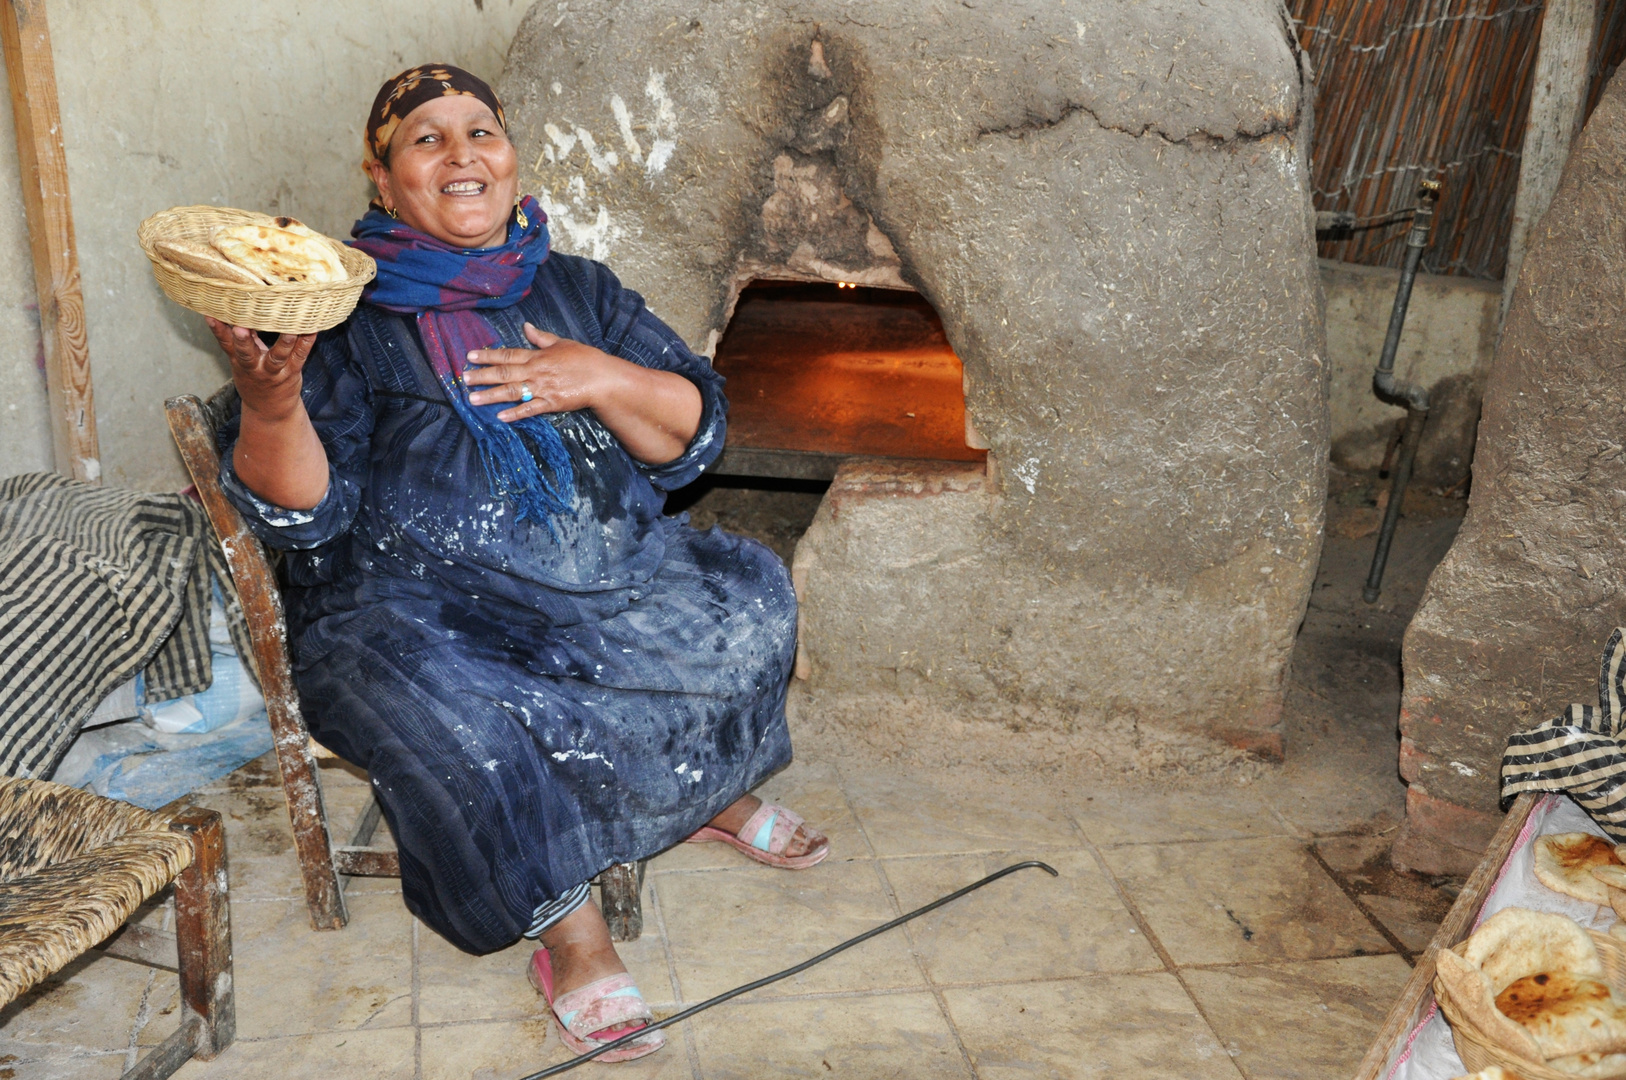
[165,392,645,939]
[0,777,232,1079]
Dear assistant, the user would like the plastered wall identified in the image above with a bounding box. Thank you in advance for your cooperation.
[0,0,531,490]
[1322,259,1500,488]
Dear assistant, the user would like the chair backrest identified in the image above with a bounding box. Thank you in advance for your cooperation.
[164,393,348,928]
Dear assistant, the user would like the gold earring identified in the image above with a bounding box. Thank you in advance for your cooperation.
[387,205,399,220]
[515,200,528,230]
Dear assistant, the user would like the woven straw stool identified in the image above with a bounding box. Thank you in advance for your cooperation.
[0,777,232,1077]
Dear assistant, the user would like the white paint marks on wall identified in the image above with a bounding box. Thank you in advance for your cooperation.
[1014,457,1040,494]
[610,94,643,163]
[543,122,578,162]
[644,70,677,176]
[575,126,618,174]
[538,185,625,262]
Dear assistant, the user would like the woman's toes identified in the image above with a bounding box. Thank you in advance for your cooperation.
[788,824,827,858]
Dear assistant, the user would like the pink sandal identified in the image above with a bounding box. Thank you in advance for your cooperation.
[528,949,665,1063]
[686,801,830,869]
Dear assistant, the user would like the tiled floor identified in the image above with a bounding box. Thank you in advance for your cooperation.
[0,740,1429,1080]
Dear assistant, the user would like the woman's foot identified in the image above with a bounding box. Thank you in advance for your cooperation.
[536,903,644,1038]
[709,793,825,858]
[695,793,829,865]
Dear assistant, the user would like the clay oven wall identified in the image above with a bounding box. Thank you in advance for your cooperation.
[1396,73,1626,874]
[499,0,1326,762]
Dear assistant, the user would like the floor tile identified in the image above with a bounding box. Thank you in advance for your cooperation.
[1183,955,1412,1080]
[193,750,282,794]
[1360,895,1440,954]
[182,761,394,901]
[423,1017,692,1079]
[659,858,924,1000]
[1315,835,1451,954]
[943,973,1243,1080]
[1102,837,1392,965]
[841,769,1082,858]
[226,892,414,1039]
[418,883,676,1025]
[1265,765,1406,840]
[649,758,868,873]
[0,950,154,1053]
[171,1027,415,1079]
[1071,785,1294,846]
[881,850,1161,984]
[688,991,970,1079]
[192,786,297,861]
[0,1046,126,1079]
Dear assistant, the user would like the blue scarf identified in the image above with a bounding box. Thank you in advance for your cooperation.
[351,195,574,524]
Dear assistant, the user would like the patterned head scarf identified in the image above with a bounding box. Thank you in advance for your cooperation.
[365,64,507,165]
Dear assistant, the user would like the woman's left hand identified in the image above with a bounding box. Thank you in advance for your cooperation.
[463,321,703,465]
[464,322,617,422]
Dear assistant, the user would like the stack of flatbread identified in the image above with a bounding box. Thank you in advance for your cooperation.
[1535,834,1626,906]
[1532,832,1626,923]
[155,216,348,287]
[1436,907,1626,1077]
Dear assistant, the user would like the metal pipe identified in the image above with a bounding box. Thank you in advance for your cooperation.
[1362,180,1440,604]
[515,860,1060,1078]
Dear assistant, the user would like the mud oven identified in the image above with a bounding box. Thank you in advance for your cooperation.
[499,0,1326,766]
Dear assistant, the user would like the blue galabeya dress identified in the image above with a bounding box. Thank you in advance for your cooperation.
[218,251,796,954]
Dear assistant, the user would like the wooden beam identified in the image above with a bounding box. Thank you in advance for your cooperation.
[331,846,401,878]
[0,0,96,482]
[1503,0,1598,321]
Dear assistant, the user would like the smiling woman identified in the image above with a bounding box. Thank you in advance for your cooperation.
[363,72,516,249]
[205,63,828,1067]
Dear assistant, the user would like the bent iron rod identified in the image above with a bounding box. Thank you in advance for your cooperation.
[1363,180,1441,604]
[515,860,1060,1078]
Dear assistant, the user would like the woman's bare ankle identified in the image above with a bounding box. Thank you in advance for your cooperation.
[707,793,761,835]
[538,902,626,996]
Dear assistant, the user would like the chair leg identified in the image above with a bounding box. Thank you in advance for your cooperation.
[266,695,348,930]
[170,807,235,1059]
[600,861,645,942]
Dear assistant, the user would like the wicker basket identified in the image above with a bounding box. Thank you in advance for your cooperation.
[138,205,375,334]
[1435,929,1626,1080]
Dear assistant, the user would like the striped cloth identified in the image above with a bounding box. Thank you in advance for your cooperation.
[1502,627,1626,839]
[0,473,252,779]
[524,882,591,939]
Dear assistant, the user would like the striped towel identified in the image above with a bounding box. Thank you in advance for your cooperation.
[1502,627,1626,840]
[0,473,253,780]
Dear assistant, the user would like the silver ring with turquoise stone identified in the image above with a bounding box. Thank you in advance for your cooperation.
[519,383,533,403]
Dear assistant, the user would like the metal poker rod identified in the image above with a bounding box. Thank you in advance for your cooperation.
[516,859,1060,1078]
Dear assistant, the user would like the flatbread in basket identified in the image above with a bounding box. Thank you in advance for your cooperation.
[139,206,375,334]
[1435,908,1626,1079]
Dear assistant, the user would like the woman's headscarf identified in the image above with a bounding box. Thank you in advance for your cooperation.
[365,64,507,165]
[353,67,572,526]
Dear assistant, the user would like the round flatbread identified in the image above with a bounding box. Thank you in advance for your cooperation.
[1497,971,1626,1060]
[1435,907,1626,1060]
[210,221,347,285]
[1548,1051,1626,1077]
[1536,833,1626,905]
[154,238,267,285]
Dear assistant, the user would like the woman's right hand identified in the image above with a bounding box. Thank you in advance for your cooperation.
[205,316,317,421]
[206,316,330,510]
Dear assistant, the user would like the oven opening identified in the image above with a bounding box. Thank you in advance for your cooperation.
[666,279,983,560]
